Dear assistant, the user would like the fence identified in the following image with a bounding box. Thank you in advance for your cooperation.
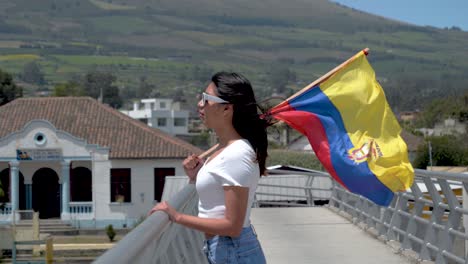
[329,169,467,264]
[255,169,332,207]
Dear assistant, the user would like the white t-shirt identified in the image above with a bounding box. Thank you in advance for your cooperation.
[196,139,260,228]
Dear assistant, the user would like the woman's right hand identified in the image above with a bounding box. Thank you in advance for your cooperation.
[183,154,204,183]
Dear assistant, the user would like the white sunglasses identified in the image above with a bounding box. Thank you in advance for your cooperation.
[199,92,229,107]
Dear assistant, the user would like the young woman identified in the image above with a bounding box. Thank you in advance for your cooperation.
[148,72,269,264]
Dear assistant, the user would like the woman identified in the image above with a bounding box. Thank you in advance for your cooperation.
[148,72,269,264]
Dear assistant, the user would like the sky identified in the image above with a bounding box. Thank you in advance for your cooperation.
[332,0,468,31]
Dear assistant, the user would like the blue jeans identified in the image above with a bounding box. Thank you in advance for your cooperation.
[203,225,266,264]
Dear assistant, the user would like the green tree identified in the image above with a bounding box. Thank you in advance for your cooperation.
[192,66,213,83]
[81,71,122,108]
[267,65,296,95]
[52,81,84,96]
[267,150,322,170]
[415,92,468,127]
[120,85,136,101]
[0,69,22,106]
[21,61,45,85]
[413,135,468,169]
[136,76,155,98]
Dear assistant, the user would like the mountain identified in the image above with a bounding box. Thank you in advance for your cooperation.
[0,0,467,111]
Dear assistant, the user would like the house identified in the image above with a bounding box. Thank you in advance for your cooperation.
[433,118,466,136]
[120,98,190,136]
[418,118,466,137]
[0,97,201,228]
[398,111,420,123]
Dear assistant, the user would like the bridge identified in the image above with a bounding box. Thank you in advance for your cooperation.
[95,169,467,264]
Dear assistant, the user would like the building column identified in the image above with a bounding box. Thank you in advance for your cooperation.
[9,161,20,214]
[61,160,71,220]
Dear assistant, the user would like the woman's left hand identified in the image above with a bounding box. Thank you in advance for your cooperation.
[147,201,180,222]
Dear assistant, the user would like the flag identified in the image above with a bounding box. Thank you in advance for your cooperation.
[269,49,414,206]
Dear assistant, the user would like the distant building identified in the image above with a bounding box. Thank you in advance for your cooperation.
[399,111,420,123]
[120,98,189,136]
[418,118,466,137]
[433,118,466,136]
[0,97,201,228]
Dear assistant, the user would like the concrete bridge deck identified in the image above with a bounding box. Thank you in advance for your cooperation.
[251,207,411,264]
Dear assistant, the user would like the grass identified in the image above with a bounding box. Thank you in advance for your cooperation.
[87,16,157,34]
[173,30,279,47]
[0,41,23,48]
[52,55,185,68]
[267,149,323,170]
[0,54,40,61]
[88,0,136,10]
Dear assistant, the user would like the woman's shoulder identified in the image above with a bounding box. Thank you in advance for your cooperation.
[222,139,255,159]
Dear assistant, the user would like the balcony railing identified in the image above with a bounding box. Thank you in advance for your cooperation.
[0,203,12,221]
[0,203,12,216]
[94,184,207,264]
[70,202,93,219]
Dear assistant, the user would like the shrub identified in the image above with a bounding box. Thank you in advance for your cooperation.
[267,150,322,170]
[105,224,116,242]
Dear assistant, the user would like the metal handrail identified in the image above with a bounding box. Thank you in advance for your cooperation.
[330,168,468,264]
[94,184,206,264]
[256,172,332,206]
[94,168,467,264]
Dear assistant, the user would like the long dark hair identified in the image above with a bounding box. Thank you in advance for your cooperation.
[211,72,271,175]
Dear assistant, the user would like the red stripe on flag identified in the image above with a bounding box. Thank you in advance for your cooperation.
[273,110,346,188]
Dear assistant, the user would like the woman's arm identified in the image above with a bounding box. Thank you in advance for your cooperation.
[149,186,249,237]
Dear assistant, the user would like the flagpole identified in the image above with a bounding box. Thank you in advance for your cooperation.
[281,48,369,104]
[202,49,368,156]
[199,143,218,159]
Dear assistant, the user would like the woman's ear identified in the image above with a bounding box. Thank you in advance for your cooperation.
[223,104,234,116]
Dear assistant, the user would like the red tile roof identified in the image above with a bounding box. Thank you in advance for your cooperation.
[0,97,202,159]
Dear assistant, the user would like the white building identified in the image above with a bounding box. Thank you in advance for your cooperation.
[120,98,189,136]
[418,118,466,137]
[0,97,201,228]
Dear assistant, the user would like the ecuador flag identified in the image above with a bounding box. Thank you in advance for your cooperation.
[269,49,414,206]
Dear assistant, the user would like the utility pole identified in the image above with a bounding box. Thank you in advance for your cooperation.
[428,141,433,170]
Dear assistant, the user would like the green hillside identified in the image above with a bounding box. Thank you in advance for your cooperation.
[0,0,467,111]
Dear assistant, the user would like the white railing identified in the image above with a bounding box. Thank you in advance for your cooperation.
[256,170,332,207]
[94,184,207,264]
[12,209,35,223]
[329,169,467,264]
[0,203,12,216]
[70,202,93,218]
